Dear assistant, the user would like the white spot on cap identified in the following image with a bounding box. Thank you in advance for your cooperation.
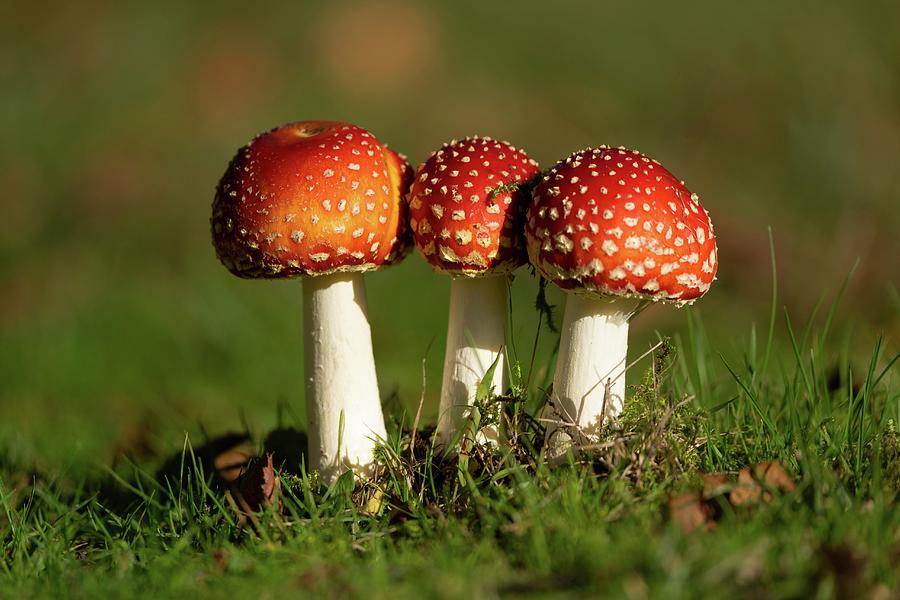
[454,229,473,245]
[696,227,706,244]
[554,234,573,253]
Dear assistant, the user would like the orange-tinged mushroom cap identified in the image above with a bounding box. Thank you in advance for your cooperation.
[211,121,411,278]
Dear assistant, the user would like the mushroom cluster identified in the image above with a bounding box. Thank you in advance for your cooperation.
[212,122,717,481]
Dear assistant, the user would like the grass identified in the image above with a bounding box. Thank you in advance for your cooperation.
[1,274,897,599]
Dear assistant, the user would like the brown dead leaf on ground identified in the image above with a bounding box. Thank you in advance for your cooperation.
[730,461,796,507]
[669,490,717,534]
[701,473,730,498]
[669,463,796,533]
[668,472,731,534]
[230,453,280,519]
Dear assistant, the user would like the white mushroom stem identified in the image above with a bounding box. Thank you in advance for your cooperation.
[550,294,639,440]
[436,274,508,450]
[303,272,387,483]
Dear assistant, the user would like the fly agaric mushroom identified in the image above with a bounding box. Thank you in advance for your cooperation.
[211,121,412,482]
[408,136,540,449]
[525,146,717,444]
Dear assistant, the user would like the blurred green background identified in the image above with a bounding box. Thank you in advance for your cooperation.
[1,0,898,469]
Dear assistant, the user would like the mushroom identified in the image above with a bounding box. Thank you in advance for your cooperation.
[211,121,412,482]
[525,146,717,445]
[408,136,540,450]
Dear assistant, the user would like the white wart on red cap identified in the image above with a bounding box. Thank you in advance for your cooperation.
[212,121,412,278]
[408,136,540,276]
[526,146,717,304]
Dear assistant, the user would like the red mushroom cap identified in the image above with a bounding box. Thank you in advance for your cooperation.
[526,146,717,304]
[380,146,415,267]
[408,136,540,276]
[211,121,411,278]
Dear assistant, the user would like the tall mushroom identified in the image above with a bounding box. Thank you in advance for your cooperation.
[525,146,717,444]
[408,136,540,450]
[211,121,412,482]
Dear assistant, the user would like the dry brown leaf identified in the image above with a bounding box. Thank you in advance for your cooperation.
[730,461,796,506]
[759,461,796,492]
[232,453,280,516]
[701,473,729,499]
[669,491,717,534]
